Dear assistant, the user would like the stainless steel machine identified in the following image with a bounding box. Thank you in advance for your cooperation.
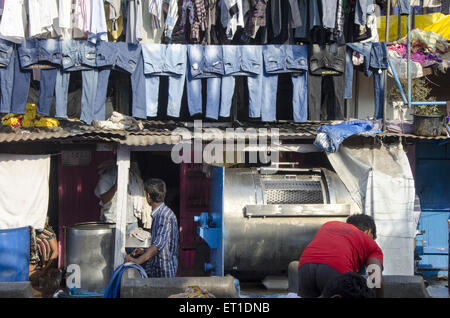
[195,165,355,279]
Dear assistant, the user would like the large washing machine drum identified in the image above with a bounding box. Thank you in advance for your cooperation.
[196,167,356,279]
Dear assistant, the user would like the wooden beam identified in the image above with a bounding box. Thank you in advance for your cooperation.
[113,145,130,269]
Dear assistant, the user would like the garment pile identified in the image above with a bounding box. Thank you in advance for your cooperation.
[387,28,450,79]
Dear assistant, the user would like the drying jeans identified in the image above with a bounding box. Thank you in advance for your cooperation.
[0,39,16,113]
[142,44,187,118]
[18,39,63,116]
[398,0,411,15]
[345,42,388,119]
[308,72,345,121]
[262,45,308,122]
[321,0,338,29]
[55,40,98,123]
[355,0,371,25]
[95,41,146,120]
[293,0,321,38]
[221,45,263,118]
[187,45,224,119]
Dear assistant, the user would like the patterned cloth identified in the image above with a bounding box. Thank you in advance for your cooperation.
[29,225,57,266]
[191,0,207,42]
[144,203,179,277]
[169,286,216,298]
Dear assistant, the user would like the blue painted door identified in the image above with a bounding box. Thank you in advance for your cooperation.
[415,141,450,276]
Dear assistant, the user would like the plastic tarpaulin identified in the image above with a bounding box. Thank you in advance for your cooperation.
[326,142,416,275]
[0,154,50,230]
[378,13,450,41]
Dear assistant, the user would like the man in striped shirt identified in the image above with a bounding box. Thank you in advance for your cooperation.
[125,178,179,277]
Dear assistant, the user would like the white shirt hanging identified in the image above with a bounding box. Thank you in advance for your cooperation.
[0,0,27,43]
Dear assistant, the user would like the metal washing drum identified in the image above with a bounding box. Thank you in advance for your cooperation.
[195,166,357,280]
[64,222,115,293]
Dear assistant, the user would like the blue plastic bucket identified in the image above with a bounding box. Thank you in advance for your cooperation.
[0,227,30,282]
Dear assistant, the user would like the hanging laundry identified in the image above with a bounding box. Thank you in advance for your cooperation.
[56,0,74,39]
[105,1,124,41]
[220,0,244,41]
[0,0,27,44]
[126,0,144,44]
[192,0,208,43]
[28,0,59,38]
[88,0,108,43]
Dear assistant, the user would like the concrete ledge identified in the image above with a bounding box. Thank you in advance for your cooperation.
[121,272,239,298]
[288,261,430,298]
[383,275,430,298]
[0,282,34,298]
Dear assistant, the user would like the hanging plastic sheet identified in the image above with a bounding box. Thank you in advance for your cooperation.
[326,142,416,275]
[378,13,450,41]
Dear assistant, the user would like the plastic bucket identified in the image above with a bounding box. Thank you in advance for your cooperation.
[413,114,444,137]
[0,227,30,282]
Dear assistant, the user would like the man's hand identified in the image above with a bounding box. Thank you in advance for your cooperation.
[124,254,137,264]
[131,248,144,257]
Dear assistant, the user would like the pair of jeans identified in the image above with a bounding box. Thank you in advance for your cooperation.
[18,39,63,116]
[355,0,371,25]
[308,72,345,121]
[221,45,263,118]
[345,42,388,119]
[293,0,321,39]
[398,0,411,15]
[55,40,98,123]
[186,45,224,119]
[95,41,146,120]
[142,44,187,118]
[262,45,308,122]
[0,39,16,113]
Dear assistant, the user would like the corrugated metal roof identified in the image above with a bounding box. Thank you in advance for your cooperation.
[0,120,448,146]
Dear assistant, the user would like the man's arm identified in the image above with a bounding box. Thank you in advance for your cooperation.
[366,257,384,298]
[125,245,159,265]
[100,183,117,204]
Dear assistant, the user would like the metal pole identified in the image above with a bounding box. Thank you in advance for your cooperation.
[383,0,391,132]
[113,145,130,269]
[407,6,412,107]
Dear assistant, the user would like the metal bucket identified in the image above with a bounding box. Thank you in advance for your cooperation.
[64,222,115,292]
[0,227,30,282]
[413,114,444,137]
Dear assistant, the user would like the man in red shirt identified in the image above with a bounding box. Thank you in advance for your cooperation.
[298,214,384,298]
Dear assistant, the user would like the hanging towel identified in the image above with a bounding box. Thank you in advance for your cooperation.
[0,154,51,230]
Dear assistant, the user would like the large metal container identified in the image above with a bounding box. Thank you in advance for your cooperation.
[64,223,115,292]
[196,166,356,279]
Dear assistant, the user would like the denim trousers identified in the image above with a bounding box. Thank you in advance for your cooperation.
[186,45,224,119]
[221,45,263,118]
[18,39,63,116]
[0,39,16,113]
[262,45,309,122]
[355,0,371,25]
[95,41,146,120]
[54,40,98,123]
[142,44,187,118]
[398,0,411,15]
[345,42,388,119]
[308,72,345,121]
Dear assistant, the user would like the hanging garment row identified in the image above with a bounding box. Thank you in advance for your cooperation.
[0,39,388,124]
[0,0,386,46]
